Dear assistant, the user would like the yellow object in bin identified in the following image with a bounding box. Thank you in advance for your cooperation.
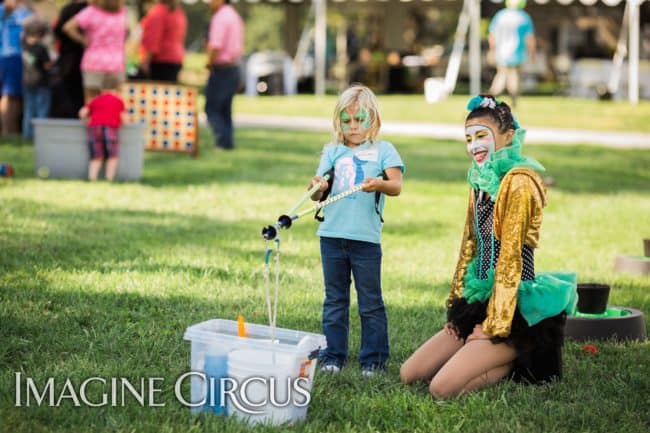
[237,314,247,337]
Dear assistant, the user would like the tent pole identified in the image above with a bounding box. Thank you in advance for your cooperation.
[314,0,327,95]
[628,0,640,104]
[469,0,481,95]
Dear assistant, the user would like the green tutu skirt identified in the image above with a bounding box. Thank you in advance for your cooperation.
[447,259,578,384]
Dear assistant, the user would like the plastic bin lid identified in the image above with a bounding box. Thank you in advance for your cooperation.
[183,319,327,354]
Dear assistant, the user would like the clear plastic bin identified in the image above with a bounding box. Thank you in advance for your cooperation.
[183,319,326,425]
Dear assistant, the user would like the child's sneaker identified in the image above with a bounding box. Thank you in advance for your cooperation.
[320,363,341,374]
[360,364,385,378]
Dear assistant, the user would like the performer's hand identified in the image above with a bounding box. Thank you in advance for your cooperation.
[466,324,489,343]
[361,177,383,192]
[444,322,461,341]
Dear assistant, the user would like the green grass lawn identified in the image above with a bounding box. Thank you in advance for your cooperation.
[1,128,649,433]
[233,95,650,133]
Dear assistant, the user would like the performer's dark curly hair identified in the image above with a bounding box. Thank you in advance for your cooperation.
[466,94,517,133]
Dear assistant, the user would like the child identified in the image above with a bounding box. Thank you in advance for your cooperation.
[78,74,127,181]
[22,17,53,140]
[309,85,404,377]
[400,95,577,398]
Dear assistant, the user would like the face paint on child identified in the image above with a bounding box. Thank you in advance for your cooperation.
[340,110,352,132]
[340,108,371,132]
[465,124,496,166]
[355,108,371,129]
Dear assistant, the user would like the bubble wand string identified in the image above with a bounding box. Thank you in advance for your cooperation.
[263,239,280,345]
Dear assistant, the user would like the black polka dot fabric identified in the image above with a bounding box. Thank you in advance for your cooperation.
[474,190,535,281]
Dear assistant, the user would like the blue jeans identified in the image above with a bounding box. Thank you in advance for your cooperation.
[204,65,240,149]
[319,237,389,368]
[22,86,51,139]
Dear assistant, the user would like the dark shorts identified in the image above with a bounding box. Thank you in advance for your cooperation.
[87,125,120,160]
[0,54,23,97]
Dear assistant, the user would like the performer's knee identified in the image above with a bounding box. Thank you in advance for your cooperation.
[429,376,459,399]
[399,361,414,384]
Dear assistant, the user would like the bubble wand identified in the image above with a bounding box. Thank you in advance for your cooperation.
[262,177,379,240]
[286,173,331,216]
[261,173,329,240]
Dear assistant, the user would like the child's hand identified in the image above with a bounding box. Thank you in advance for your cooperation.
[120,112,130,125]
[309,176,328,201]
[361,177,383,192]
[466,324,489,343]
[309,176,329,192]
[78,106,89,120]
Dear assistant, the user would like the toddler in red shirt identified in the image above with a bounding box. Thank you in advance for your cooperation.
[79,75,128,181]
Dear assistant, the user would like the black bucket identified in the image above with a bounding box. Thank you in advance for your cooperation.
[577,283,611,314]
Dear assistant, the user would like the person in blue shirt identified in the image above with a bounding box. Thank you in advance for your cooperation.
[488,0,536,107]
[0,0,32,135]
[308,85,404,377]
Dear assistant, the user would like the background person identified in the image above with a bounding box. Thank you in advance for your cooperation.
[21,16,52,139]
[51,0,87,118]
[0,0,32,136]
[78,74,127,181]
[63,0,127,103]
[488,0,536,107]
[139,0,187,82]
[205,0,243,150]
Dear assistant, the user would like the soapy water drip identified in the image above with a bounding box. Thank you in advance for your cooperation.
[263,238,281,359]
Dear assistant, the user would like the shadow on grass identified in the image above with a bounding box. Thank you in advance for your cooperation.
[1,196,450,276]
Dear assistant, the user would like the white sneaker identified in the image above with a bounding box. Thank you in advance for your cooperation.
[320,363,341,374]
[361,365,384,378]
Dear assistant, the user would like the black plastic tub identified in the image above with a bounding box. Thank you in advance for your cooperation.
[577,283,611,314]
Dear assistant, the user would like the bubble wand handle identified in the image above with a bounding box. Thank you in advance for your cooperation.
[285,173,331,216]
[294,178,378,219]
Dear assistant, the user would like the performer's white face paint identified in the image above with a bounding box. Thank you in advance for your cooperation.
[465,124,496,166]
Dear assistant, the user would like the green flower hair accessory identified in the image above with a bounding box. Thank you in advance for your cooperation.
[467,95,521,129]
[467,128,545,199]
[466,95,497,111]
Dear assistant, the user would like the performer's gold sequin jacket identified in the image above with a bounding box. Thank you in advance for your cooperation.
[448,168,547,338]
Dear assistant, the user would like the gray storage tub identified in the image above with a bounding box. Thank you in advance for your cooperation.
[33,119,146,180]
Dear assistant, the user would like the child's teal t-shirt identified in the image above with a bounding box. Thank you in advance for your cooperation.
[315,140,404,244]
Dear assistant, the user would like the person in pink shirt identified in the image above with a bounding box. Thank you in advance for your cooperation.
[205,0,244,150]
[139,0,187,82]
[62,0,127,103]
[78,74,127,181]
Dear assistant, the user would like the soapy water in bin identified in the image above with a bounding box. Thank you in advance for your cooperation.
[203,352,229,414]
[226,349,306,425]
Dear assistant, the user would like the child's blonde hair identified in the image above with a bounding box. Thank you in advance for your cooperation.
[332,84,381,144]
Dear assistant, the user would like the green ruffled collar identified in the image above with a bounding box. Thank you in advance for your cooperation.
[466,129,545,200]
